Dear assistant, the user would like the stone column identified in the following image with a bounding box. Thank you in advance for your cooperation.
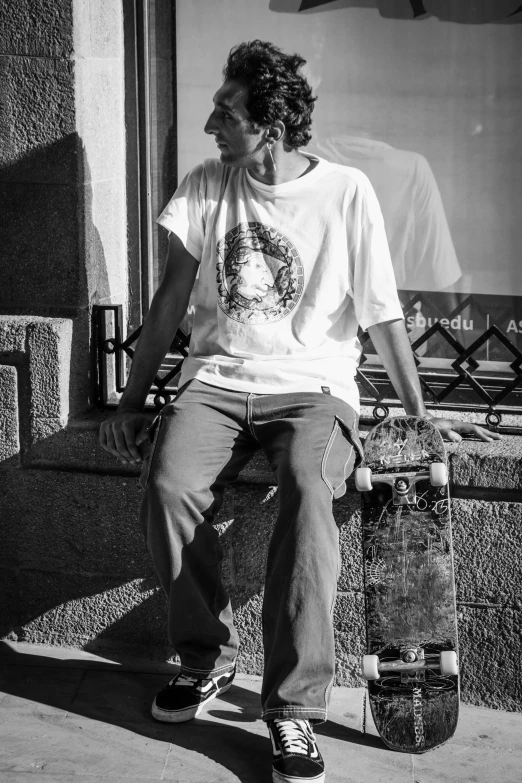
[0,0,127,415]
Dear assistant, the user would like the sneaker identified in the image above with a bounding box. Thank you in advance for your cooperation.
[151,668,235,723]
[268,718,325,783]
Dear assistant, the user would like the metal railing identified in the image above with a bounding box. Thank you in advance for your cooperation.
[93,302,522,433]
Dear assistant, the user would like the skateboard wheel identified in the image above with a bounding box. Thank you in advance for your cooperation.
[355,467,373,492]
[429,462,448,487]
[361,654,380,681]
[440,650,458,676]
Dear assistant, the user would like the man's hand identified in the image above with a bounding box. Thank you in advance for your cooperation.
[98,233,198,467]
[99,409,152,465]
[424,414,502,444]
[367,320,503,445]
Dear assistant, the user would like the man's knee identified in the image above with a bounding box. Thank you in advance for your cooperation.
[277,459,329,502]
[146,464,212,512]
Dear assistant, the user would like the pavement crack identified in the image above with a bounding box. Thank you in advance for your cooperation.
[61,667,88,722]
[160,743,173,780]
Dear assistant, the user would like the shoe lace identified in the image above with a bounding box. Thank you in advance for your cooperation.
[173,674,201,687]
[173,673,222,690]
[274,719,312,755]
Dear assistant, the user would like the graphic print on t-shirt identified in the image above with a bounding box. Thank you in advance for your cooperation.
[216,222,304,324]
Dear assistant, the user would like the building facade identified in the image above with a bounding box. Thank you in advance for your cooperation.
[1,0,521,711]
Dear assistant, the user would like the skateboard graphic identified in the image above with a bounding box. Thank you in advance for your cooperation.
[355,416,459,753]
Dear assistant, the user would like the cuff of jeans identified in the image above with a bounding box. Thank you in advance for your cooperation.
[262,706,327,724]
[180,662,236,678]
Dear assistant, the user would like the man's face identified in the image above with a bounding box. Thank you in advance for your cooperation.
[204,80,265,167]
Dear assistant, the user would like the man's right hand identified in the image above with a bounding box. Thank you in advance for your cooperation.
[98,233,198,467]
[99,409,152,465]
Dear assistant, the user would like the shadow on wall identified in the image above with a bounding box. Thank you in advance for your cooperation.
[0,122,207,665]
[0,134,159,658]
[1,403,363,679]
[0,133,113,414]
[0,446,268,666]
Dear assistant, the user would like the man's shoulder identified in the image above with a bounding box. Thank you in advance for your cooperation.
[181,158,238,201]
[193,157,228,181]
[321,157,374,188]
[315,156,377,202]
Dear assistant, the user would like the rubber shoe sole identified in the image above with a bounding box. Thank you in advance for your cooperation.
[273,770,325,783]
[151,680,233,723]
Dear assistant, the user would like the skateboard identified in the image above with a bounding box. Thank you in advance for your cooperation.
[355,416,459,753]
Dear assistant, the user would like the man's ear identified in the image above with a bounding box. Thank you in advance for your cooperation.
[266,119,286,144]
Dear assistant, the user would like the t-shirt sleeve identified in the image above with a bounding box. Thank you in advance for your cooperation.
[156,163,207,261]
[349,172,405,332]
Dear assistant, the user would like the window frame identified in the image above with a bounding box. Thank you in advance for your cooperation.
[123,0,177,332]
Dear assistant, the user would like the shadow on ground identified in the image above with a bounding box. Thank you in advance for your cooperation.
[0,647,383,783]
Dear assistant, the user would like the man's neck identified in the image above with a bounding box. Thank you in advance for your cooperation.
[247,150,317,186]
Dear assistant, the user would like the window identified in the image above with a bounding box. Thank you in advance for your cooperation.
[99,0,521,421]
[124,0,177,331]
[175,1,522,415]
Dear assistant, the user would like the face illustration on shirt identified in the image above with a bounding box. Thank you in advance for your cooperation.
[217,222,305,324]
[236,252,275,302]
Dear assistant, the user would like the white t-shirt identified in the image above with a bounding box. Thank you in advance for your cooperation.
[157,153,404,412]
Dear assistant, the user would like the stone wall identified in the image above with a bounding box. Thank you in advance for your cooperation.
[1,386,521,711]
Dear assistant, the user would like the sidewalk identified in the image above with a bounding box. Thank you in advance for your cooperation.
[0,643,520,783]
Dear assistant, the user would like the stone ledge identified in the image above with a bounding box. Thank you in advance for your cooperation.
[21,408,522,498]
[21,410,144,474]
[449,438,522,491]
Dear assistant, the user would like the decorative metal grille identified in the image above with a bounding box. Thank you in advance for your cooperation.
[93,303,522,433]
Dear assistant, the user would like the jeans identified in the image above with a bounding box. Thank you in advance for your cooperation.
[139,379,363,723]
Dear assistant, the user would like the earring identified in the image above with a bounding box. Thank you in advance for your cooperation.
[267,141,277,172]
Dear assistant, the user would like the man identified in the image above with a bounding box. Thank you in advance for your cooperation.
[100,41,498,783]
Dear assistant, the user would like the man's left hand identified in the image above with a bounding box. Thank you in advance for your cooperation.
[425,415,502,443]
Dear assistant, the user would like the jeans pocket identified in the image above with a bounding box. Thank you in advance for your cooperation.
[321,415,363,499]
[139,413,162,490]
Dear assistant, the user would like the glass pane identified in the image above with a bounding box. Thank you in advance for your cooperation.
[175,0,522,372]
[147,0,176,298]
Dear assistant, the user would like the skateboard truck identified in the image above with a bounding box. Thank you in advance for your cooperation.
[355,463,448,506]
[361,648,458,680]
[392,474,419,506]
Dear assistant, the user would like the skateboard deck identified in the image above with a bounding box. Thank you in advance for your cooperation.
[356,416,459,753]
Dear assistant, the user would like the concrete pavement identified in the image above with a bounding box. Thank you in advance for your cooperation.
[0,643,521,782]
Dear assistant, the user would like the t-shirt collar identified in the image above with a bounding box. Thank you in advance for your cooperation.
[245,152,326,194]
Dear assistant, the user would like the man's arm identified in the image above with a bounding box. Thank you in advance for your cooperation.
[367,319,501,443]
[99,232,199,464]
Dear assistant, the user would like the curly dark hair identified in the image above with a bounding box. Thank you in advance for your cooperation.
[223,40,317,150]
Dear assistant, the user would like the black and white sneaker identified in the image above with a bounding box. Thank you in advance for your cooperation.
[268,718,325,783]
[151,668,235,723]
